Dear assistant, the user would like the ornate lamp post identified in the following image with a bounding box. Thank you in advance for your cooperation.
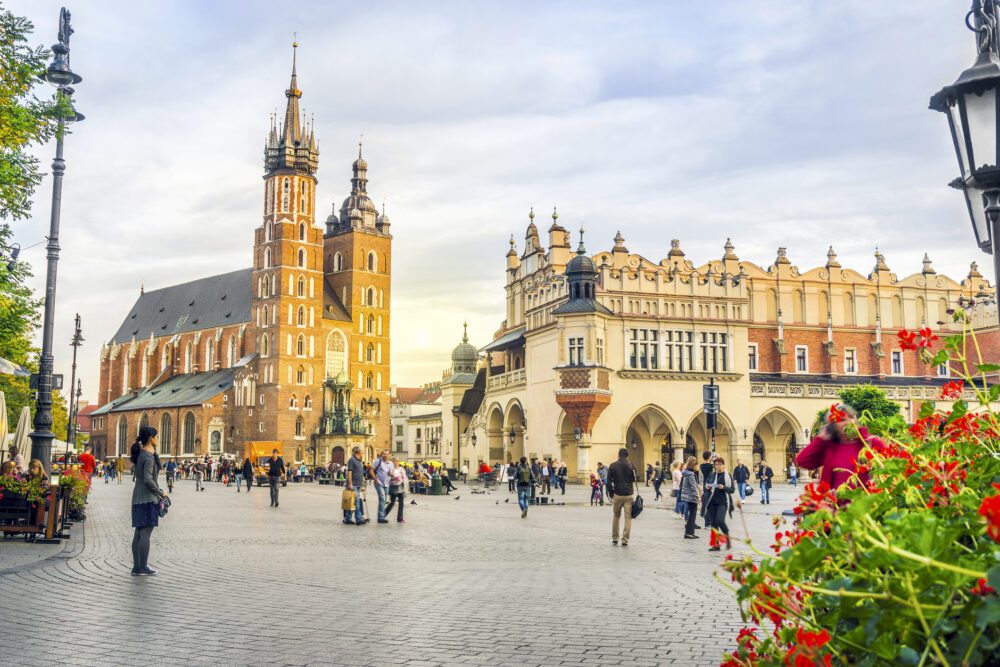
[29,8,84,474]
[930,1,1000,318]
[63,314,83,470]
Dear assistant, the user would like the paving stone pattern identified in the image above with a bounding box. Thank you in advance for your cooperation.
[0,476,803,666]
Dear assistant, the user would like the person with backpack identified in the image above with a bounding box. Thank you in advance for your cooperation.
[607,448,638,547]
[164,458,177,494]
[515,456,535,518]
[679,456,702,539]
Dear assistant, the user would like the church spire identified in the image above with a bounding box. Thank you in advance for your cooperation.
[283,41,302,144]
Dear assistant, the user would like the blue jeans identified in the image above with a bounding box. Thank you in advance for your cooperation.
[353,486,365,523]
[737,481,746,500]
[760,483,770,503]
[517,485,530,511]
[789,475,797,487]
[376,484,388,520]
[235,473,243,491]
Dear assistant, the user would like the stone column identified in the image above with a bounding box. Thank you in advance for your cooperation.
[575,434,591,483]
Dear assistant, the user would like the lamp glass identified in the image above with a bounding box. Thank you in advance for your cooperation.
[963,88,999,171]
[947,99,972,178]
[963,182,994,251]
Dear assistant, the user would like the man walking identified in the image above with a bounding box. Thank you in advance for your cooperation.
[556,460,568,495]
[370,450,393,523]
[787,461,798,487]
[507,461,517,493]
[607,448,637,546]
[645,463,653,487]
[78,445,96,479]
[733,459,750,501]
[266,449,285,507]
[597,462,608,497]
[540,459,551,495]
[757,460,773,505]
[193,459,205,492]
[164,458,177,494]
[346,446,367,525]
[515,456,535,518]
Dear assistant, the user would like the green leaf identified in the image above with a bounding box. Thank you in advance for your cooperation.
[988,563,1000,592]
[919,401,937,419]
[977,363,1000,373]
[897,647,920,666]
[947,400,968,424]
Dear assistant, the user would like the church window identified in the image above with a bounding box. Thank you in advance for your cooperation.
[295,416,304,437]
[160,414,172,452]
[326,331,346,378]
[288,275,294,295]
[160,346,169,371]
[309,336,314,356]
[298,248,305,267]
[286,333,292,354]
[377,372,382,390]
[334,252,343,272]
[368,314,375,334]
[358,341,363,362]
[297,334,305,356]
[205,338,214,371]
[358,371,363,387]
[310,278,314,297]
[368,251,377,272]
[377,315,383,335]
[304,395,312,409]
[296,365,305,384]
[184,343,193,374]
[368,287,376,306]
[262,305,269,327]
[290,395,298,409]
[263,248,271,269]
[297,306,305,326]
[117,416,128,457]
[300,183,308,214]
[299,223,306,241]
[271,273,277,296]
[265,221,272,241]
[379,289,384,307]
[366,343,374,362]
[261,335,269,357]
[297,276,305,297]
[123,356,131,392]
[282,178,290,212]
[309,307,315,327]
[366,373,374,389]
[377,343,382,364]
[183,412,196,454]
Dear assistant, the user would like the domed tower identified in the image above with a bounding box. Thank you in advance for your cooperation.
[451,322,478,375]
[323,141,393,453]
[565,228,599,301]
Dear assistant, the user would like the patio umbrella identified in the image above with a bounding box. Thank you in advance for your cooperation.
[0,357,30,377]
[11,405,31,461]
[0,392,7,466]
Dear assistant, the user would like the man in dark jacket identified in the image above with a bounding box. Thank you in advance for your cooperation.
[607,448,637,546]
[241,458,254,493]
[733,459,750,500]
[757,460,773,505]
[266,449,286,508]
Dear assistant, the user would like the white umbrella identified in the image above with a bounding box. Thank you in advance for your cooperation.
[0,392,7,466]
[11,406,31,462]
[0,357,30,377]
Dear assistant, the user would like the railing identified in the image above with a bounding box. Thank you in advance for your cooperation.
[487,368,526,391]
[749,382,974,402]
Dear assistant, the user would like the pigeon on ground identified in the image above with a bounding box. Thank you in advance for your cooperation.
[504,498,509,503]
[495,500,499,505]
[453,496,460,500]
[410,499,417,505]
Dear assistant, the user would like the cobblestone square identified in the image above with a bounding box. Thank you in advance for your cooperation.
[0,478,801,666]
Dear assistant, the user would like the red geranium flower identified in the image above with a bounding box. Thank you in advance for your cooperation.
[785,627,832,667]
[918,327,939,348]
[971,578,996,596]
[828,404,846,423]
[979,483,1000,543]
[794,481,837,515]
[940,380,964,400]
[898,329,917,351]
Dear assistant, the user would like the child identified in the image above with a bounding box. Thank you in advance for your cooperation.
[590,473,604,506]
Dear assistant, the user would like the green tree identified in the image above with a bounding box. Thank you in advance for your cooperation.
[0,4,65,221]
[837,384,902,420]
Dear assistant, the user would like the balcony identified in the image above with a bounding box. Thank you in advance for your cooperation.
[487,368,526,391]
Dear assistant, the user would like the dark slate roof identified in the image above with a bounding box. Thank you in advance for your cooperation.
[480,327,525,353]
[93,368,237,414]
[322,276,353,322]
[111,269,251,344]
[749,373,952,388]
[551,298,613,316]
[457,369,486,415]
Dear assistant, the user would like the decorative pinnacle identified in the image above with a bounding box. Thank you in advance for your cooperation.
[462,320,469,343]
[552,205,558,221]
[509,234,515,249]
[528,206,535,221]
[358,135,363,159]
[825,245,840,268]
[922,253,936,274]
[577,226,586,254]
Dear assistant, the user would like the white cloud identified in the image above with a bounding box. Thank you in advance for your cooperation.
[4,0,988,398]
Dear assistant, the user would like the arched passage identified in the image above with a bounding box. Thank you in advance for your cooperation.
[684,409,735,464]
[330,446,345,465]
[486,403,505,463]
[504,400,526,463]
[752,408,803,480]
[624,405,678,480]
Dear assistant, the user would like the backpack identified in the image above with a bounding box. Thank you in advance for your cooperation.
[518,465,532,484]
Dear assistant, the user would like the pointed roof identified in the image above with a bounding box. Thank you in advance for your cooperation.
[283,42,302,144]
[264,42,319,175]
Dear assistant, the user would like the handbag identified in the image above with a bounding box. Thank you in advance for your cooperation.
[630,494,644,519]
[745,485,754,497]
[341,488,356,510]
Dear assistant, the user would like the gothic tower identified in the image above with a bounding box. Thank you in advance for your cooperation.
[252,43,325,447]
[324,145,393,453]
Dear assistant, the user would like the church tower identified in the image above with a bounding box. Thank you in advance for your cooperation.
[324,145,393,453]
[251,42,325,446]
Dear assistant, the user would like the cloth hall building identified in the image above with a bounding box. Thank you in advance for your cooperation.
[89,48,392,465]
[435,208,997,482]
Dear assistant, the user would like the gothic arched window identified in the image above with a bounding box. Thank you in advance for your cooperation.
[296,334,305,356]
[299,223,306,241]
[160,413,172,453]
[117,417,128,456]
[366,343,374,362]
[205,338,214,371]
[282,178,290,212]
[297,306,305,326]
[183,412,196,454]
[265,221,272,241]
[298,248,305,267]
[295,416,304,437]
[368,251,377,272]
[334,252,343,272]
[297,276,305,297]
[304,395,312,409]
[296,365,305,384]
[326,331,346,378]
[228,336,237,367]
[263,248,271,269]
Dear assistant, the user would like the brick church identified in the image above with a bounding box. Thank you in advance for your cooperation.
[90,46,392,465]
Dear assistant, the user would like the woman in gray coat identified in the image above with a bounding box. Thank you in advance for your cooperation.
[131,426,166,576]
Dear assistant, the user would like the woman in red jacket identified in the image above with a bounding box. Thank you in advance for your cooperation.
[796,403,883,491]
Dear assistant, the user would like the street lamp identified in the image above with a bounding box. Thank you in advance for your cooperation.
[63,314,83,471]
[508,426,516,445]
[470,433,477,447]
[573,426,582,443]
[931,0,1000,313]
[29,8,83,475]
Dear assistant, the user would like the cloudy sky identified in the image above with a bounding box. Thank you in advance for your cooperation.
[5,0,987,400]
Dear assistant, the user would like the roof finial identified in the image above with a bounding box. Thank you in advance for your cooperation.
[358,134,364,159]
[462,320,469,343]
[140,280,144,295]
[528,206,535,221]
[552,205,558,222]
[577,225,586,254]
[292,33,298,74]
[509,234,515,249]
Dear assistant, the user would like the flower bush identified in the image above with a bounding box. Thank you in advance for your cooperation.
[722,320,1000,666]
[0,473,48,504]
[58,467,89,512]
